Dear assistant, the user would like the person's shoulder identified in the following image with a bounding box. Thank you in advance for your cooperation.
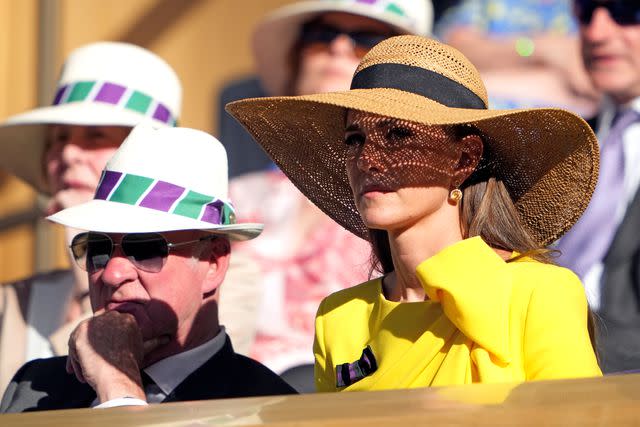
[1,356,91,413]
[507,258,585,302]
[317,278,380,314]
[230,353,297,396]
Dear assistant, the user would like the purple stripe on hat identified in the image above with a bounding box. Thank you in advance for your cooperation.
[152,103,171,123]
[95,82,127,104]
[200,200,224,224]
[139,180,185,211]
[52,85,68,105]
[356,0,377,4]
[95,171,123,200]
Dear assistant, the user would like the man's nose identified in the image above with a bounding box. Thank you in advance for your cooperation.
[60,133,91,164]
[98,246,138,288]
[582,7,619,42]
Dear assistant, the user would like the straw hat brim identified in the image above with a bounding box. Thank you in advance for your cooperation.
[253,1,425,95]
[47,199,263,240]
[226,88,599,246]
[0,102,170,195]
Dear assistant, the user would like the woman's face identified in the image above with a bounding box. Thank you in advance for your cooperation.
[344,111,481,233]
[44,124,130,213]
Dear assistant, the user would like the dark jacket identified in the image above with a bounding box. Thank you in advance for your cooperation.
[1,336,296,412]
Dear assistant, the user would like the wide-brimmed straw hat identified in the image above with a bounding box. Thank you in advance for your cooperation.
[226,35,599,246]
[48,123,262,240]
[0,41,182,194]
[254,0,433,95]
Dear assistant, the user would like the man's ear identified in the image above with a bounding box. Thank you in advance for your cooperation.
[201,237,231,296]
[453,134,483,185]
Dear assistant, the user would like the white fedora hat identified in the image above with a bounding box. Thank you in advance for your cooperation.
[48,123,262,240]
[0,41,182,194]
[253,0,433,95]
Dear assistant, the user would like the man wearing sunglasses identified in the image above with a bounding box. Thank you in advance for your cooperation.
[1,124,295,412]
[556,0,640,373]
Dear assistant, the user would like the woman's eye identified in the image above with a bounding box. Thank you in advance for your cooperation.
[387,126,413,140]
[344,133,365,147]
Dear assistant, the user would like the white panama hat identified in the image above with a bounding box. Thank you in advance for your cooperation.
[0,41,182,194]
[253,0,433,95]
[48,123,262,240]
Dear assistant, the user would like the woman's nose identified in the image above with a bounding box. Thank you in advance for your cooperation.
[356,140,384,173]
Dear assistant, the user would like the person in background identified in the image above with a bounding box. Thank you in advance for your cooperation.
[436,0,600,115]
[1,124,295,413]
[0,42,182,394]
[226,0,434,392]
[228,34,602,392]
[555,0,640,373]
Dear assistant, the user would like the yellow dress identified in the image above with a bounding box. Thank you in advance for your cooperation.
[314,237,602,392]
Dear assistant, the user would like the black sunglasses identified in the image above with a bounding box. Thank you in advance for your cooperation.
[299,22,393,57]
[70,232,217,273]
[574,0,640,26]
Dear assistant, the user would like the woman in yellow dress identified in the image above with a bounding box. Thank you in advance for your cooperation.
[226,35,602,392]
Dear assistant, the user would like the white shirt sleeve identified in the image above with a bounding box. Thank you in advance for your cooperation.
[93,397,148,409]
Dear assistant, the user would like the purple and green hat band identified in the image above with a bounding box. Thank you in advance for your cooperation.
[95,170,235,225]
[52,81,177,126]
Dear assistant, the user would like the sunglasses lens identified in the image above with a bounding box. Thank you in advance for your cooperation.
[121,233,169,273]
[575,0,640,25]
[70,232,113,272]
[300,23,392,58]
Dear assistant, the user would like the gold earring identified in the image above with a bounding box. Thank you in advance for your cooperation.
[449,188,463,204]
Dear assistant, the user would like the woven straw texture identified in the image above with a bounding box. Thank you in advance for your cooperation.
[227,36,599,246]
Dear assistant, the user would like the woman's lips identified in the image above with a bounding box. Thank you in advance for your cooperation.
[360,183,392,197]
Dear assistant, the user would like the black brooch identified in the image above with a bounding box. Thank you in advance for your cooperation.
[336,345,378,388]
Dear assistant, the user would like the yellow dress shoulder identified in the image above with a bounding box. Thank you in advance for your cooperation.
[313,237,601,392]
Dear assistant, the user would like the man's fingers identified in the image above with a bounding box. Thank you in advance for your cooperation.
[142,335,170,355]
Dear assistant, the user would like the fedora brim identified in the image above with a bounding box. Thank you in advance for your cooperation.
[47,199,263,240]
[0,102,172,194]
[226,88,599,246]
[253,1,428,95]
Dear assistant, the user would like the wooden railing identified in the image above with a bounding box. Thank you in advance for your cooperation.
[2,373,639,426]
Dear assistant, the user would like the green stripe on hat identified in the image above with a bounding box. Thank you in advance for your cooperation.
[125,91,152,113]
[173,190,214,219]
[109,174,154,204]
[386,3,405,16]
[67,81,96,102]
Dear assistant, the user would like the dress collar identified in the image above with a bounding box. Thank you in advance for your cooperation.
[416,237,514,363]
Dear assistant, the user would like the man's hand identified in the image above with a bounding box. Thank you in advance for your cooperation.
[66,310,153,403]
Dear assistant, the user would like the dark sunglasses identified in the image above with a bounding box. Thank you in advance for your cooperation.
[574,0,640,25]
[299,22,393,57]
[70,232,217,273]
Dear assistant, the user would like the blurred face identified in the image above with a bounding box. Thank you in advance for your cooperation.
[293,12,397,95]
[44,125,130,212]
[87,231,228,346]
[344,111,482,233]
[576,0,640,103]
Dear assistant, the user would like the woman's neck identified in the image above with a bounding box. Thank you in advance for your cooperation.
[384,204,464,302]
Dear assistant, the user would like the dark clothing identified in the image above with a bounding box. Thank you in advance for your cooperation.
[0,337,296,413]
[582,114,640,373]
[598,188,640,372]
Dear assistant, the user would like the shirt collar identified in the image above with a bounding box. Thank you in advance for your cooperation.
[143,327,228,396]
